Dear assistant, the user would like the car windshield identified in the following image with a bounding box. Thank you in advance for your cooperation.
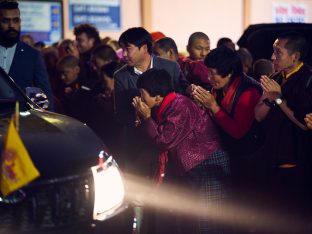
[0,69,25,103]
[0,69,29,114]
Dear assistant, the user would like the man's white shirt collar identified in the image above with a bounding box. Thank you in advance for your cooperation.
[134,55,154,75]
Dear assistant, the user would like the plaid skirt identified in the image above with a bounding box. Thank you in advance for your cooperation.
[182,149,230,234]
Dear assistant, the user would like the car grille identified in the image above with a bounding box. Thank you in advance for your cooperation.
[0,172,95,233]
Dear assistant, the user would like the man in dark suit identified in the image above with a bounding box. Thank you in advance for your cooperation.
[115,27,189,129]
[0,1,53,110]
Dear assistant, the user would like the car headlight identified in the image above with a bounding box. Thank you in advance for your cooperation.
[91,155,127,221]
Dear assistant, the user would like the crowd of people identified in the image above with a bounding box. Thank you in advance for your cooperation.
[1,1,312,234]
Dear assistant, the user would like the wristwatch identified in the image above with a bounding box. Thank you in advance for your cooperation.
[275,97,283,105]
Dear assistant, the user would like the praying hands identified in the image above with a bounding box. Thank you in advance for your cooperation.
[191,86,220,114]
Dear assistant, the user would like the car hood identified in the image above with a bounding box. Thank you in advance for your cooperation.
[0,108,105,179]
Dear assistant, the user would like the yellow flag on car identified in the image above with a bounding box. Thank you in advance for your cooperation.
[0,117,40,196]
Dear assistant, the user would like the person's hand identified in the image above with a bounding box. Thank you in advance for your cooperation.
[260,75,282,99]
[132,97,151,120]
[31,92,49,109]
[186,84,204,108]
[192,86,220,113]
[304,113,312,130]
[64,87,74,94]
[67,42,80,58]
[186,84,197,96]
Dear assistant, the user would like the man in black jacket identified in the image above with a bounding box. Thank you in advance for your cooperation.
[254,32,312,233]
[0,1,54,110]
[115,27,189,127]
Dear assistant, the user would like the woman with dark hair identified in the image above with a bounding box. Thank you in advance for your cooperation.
[191,46,262,183]
[99,61,122,97]
[132,68,230,234]
[91,44,119,74]
[91,61,122,156]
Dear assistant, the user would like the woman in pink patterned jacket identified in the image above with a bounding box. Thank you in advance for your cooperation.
[133,68,229,234]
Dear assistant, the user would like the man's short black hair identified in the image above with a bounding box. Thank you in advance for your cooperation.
[118,27,153,54]
[217,37,233,48]
[34,41,45,48]
[73,23,101,45]
[187,32,209,47]
[57,55,80,70]
[253,58,274,81]
[204,46,243,78]
[137,68,174,97]
[0,1,19,10]
[92,44,118,63]
[278,32,308,62]
[154,37,178,55]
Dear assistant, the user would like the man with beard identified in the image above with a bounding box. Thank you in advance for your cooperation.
[0,1,54,110]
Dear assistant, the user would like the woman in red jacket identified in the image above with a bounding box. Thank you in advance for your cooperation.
[192,46,262,184]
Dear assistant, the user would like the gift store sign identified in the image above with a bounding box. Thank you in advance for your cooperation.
[69,0,121,31]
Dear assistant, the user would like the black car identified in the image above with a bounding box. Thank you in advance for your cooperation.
[0,67,109,233]
[237,23,312,66]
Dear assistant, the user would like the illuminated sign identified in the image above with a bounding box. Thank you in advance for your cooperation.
[69,0,121,31]
[19,1,63,45]
[273,3,308,23]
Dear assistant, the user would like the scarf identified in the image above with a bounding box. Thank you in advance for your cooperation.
[213,76,242,114]
[153,92,177,186]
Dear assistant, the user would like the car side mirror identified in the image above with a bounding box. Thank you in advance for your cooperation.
[25,87,49,110]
